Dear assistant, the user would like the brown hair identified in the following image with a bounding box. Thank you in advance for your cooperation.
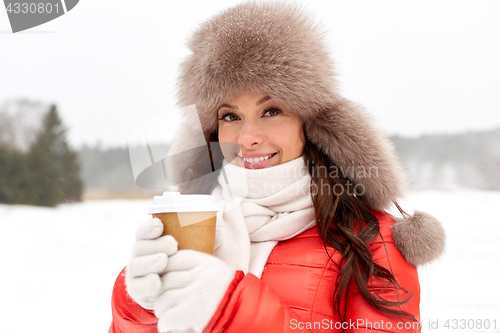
[303,139,417,323]
[178,132,223,195]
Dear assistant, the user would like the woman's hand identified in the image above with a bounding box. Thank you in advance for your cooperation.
[154,250,235,333]
[126,218,178,310]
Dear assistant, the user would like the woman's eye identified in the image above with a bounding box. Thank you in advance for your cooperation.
[219,113,239,122]
[263,108,281,117]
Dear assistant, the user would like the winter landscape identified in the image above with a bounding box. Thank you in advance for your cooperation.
[1,190,499,333]
[1,1,499,332]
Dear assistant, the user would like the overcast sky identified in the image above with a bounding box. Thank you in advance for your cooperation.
[1,0,499,148]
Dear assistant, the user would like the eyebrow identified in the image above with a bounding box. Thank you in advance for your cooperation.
[256,96,271,106]
[219,96,272,110]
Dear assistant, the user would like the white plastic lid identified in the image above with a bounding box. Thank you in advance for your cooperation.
[149,191,219,214]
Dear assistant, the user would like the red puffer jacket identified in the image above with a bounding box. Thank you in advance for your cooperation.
[109,211,420,333]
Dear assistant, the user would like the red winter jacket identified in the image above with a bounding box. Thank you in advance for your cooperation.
[109,211,420,333]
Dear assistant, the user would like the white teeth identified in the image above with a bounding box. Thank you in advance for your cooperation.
[242,153,274,163]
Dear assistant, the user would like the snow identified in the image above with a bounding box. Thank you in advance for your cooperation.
[1,191,499,332]
[0,200,145,332]
[392,191,500,333]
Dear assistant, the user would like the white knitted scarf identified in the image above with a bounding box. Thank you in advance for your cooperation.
[211,157,316,278]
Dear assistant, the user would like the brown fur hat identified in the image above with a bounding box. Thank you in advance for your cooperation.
[173,1,445,265]
[176,1,406,211]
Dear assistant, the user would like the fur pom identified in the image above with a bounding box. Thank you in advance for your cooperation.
[392,211,446,266]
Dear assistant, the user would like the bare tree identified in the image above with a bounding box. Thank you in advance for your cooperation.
[0,99,47,151]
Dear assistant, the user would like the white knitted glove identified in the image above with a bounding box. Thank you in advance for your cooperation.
[154,250,235,333]
[126,218,178,310]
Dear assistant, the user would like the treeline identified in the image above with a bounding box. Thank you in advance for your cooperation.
[79,145,138,191]
[78,144,171,197]
[2,96,498,206]
[77,129,500,192]
[392,129,500,190]
[0,104,83,206]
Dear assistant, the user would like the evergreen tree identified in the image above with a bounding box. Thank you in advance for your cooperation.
[28,105,83,206]
[0,145,32,204]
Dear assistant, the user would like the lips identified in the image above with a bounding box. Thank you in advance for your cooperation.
[239,153,278,169]
[241,153,276,163]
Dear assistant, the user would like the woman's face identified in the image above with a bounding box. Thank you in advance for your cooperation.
[217,92,305,169]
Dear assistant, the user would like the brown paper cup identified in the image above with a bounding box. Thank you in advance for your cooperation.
[153,211,217,255]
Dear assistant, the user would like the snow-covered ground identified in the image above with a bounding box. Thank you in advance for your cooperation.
[392,191,500,333]
[1,191,499,333]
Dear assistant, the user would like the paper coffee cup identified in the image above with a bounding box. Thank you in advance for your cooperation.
[149,192,219,255]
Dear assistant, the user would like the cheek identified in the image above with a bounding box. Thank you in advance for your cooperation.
[288,133,305,156]
[217,126,234,143]
[271,124,304,155]
[283,122,305,150]
[217,126,241,164]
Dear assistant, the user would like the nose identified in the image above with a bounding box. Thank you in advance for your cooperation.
[237,119,264,149]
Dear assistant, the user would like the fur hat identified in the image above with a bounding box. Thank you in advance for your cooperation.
[172,1,445,266]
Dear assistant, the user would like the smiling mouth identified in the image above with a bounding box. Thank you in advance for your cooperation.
[241,153,277,163]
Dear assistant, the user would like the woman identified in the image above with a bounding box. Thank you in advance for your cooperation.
[109,2,445,332]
